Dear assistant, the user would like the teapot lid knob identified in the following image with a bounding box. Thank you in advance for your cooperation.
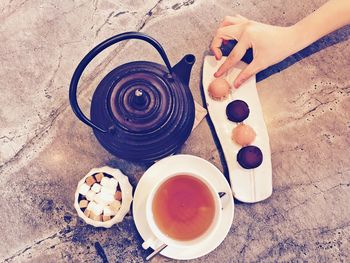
[132,88,148,108]
[135,89,143,97]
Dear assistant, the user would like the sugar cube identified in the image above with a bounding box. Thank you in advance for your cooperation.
[87,201,96,211]
[101,192,115,205]
[100,177,110,186]
[86,190,96,201]
[103,206,114,216]
[110,200,121,213]
[91,203,103,216]
[94,173,104,182]
[102,215,111,222]
[79,200,89,208]
[101,185,115,195]
[94,193,104,205]
[85,175,96,186]
[114,191,122,201]
[94,192,113,205]
[89,211,102,221]
[91,183,101,193]
[84,209,90,217]
[78,183,90,195]
[109,178,119,189]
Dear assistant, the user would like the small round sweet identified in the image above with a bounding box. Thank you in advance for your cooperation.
[237,145,263,169]
[208,78,231,101]
[232,124,256,146]
[226,100,250,122]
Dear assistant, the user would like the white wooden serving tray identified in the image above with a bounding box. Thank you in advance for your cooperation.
[202,56,272,203]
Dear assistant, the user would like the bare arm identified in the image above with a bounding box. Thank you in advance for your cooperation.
[211,0,350,88]
[292,0,350,51]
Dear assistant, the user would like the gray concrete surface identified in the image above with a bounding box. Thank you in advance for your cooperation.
[1,0,349,262]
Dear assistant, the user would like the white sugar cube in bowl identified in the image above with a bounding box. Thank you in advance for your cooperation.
[74,166,133,228]
[86,190,96,201]
[78,183,90,195]
[101,185,116,195]
[91,183,101,193]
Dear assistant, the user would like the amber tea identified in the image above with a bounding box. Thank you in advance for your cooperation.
[152,174,216,241]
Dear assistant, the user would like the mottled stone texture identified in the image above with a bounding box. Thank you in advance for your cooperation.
[1,0,349,262]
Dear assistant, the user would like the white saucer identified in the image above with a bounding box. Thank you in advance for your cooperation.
[133,154,234,260]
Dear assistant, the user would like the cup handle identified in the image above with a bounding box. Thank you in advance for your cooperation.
[142,236,163,250]
[219,192,232,210]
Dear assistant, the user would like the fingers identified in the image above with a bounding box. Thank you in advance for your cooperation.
[219,15,248,27]
[214,39,247,77]
[217,25,243,40]
[211,14,260,88]
[211,36,224,60]
[233,60,262,88]
[211,15,248,60]
[210,25,243,60]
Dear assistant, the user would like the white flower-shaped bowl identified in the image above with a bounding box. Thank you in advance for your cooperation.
[74,166,133,228]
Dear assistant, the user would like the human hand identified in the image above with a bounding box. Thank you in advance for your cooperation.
[211,15,299,88]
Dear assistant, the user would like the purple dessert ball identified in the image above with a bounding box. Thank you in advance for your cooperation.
[226,100,250,122]
[237,145,263,169]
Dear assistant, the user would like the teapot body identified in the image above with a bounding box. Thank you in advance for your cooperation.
[90,60,195,162]
[69,32,196,162]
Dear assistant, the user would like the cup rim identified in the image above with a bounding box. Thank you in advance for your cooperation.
[145,172,222,248]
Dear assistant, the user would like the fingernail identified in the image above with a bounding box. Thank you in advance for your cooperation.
[214,72,220,77]
[215,54,222,60]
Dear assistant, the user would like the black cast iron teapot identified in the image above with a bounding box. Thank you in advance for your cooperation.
[69,32,196,162]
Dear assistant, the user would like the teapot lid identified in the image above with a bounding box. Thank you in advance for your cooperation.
[91,60,195,161]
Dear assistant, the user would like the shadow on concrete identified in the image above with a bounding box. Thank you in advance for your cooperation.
[220,25,350,83]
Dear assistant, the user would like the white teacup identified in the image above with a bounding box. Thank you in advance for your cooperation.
[142,172,224,249]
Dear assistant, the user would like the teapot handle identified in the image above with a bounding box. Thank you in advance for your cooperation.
[69,32,173,133]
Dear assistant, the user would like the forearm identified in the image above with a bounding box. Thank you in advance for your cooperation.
[290,0,350,52]
[211,1,350,87]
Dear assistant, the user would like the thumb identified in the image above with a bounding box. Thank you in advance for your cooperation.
[233,60,261,88]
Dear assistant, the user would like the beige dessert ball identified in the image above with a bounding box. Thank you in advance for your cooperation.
[232,124,256,146]
[208,78,231,100]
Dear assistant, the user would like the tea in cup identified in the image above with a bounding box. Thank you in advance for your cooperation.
[143,173,223,249]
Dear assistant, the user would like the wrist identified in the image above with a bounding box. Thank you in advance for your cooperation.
[286,23,311,54]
